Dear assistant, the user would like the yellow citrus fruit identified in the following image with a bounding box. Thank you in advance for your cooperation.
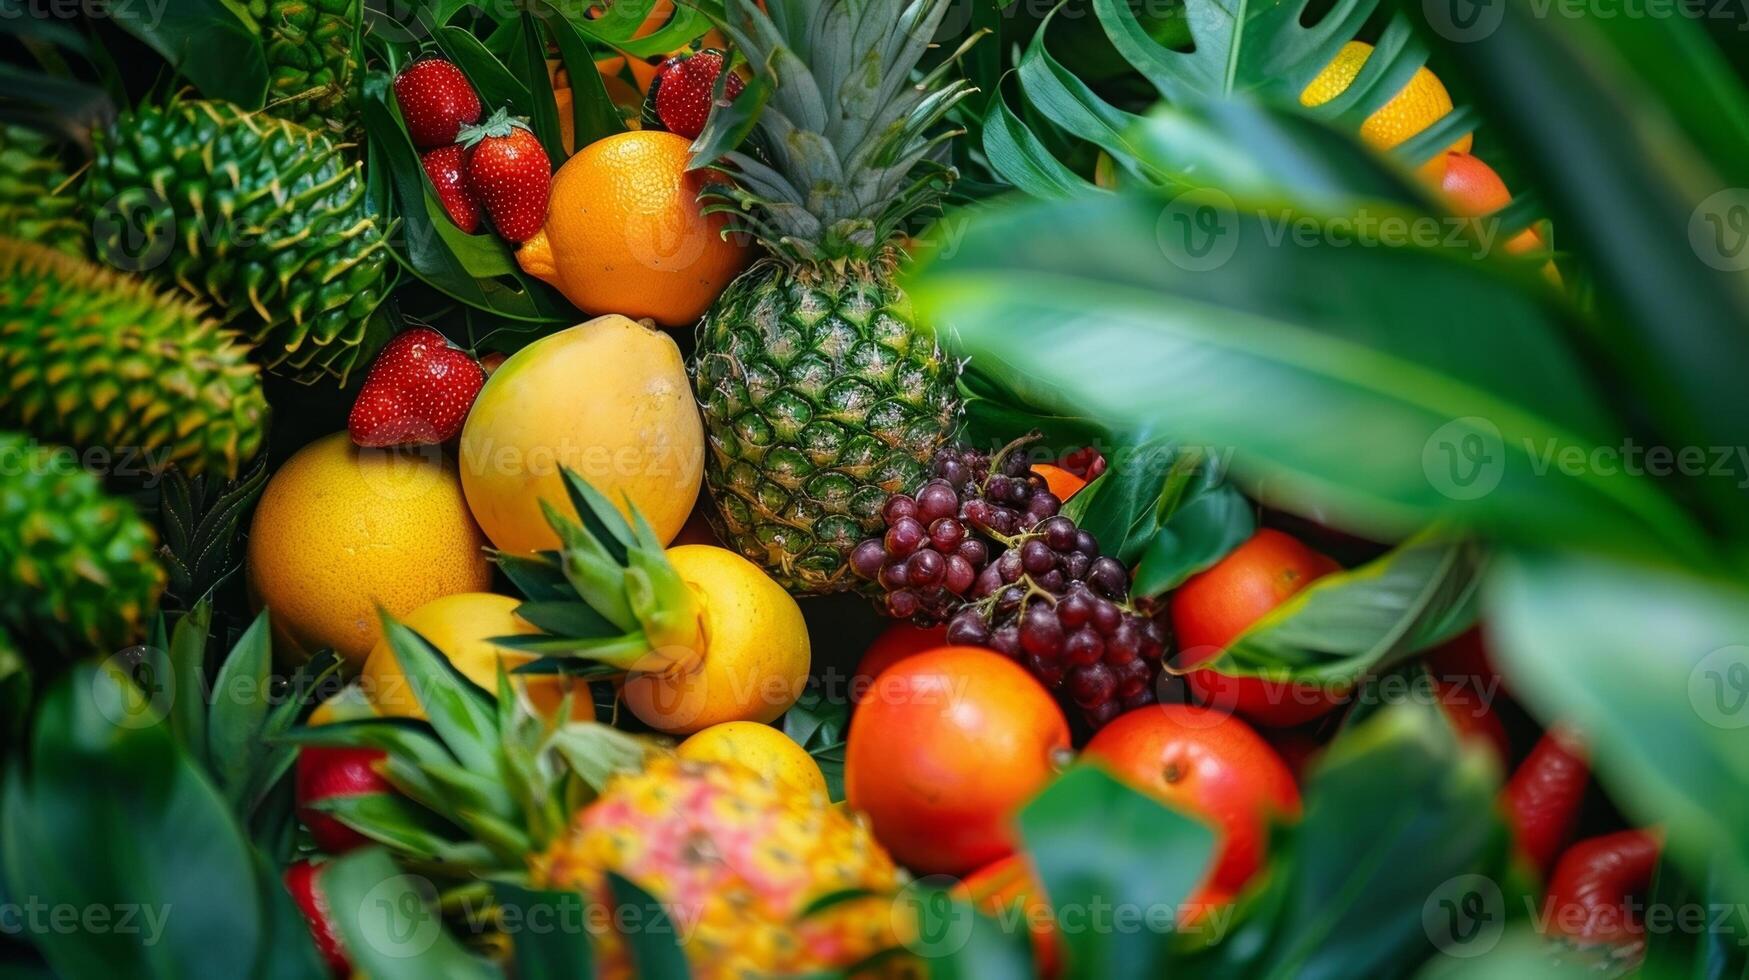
[361,592,593,721]
[678,721,828,798]
[1302,41,1471,181]
[247,433,491,667]
[459,314,704,555]
[621,545,810,734]
[515,130,749,327]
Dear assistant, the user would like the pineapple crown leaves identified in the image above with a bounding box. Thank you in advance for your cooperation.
[690,0,982,263]
[457,107,533,149]
[281,613,658,873]
[492,469,704,675]
[154,457,269,606]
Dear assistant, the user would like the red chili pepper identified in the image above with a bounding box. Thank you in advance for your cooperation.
[1542,829,1661,944]
[1502,727,1589,874]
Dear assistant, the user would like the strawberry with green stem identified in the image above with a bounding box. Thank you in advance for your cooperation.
[458,109,551,244]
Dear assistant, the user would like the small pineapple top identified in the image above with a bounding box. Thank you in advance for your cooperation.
[697,0,977,264]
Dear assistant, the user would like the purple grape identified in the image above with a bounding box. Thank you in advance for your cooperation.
[1058,591,1092,629]
[957,539,989,567]
[947,610,991,646]
[1075,530,1099,558]
[1067,663,1117,709]
[962,498,993,530]
[973,562,1003,598]
[879,559,909,591]
[1041,516,1077,552]
[1064,627,1104,666]
[939,458,969,486]
[917,482,959,523]
[1064,552,1091,580]
[1115,657,1153,698]
[1019,603,1064,657]
[884,495,917,524]
[930,518,965,551]
[1028,492,1062,521]
[1121,687,1158,711]
[1028,653,1066,688]
[990,625,1021,658]
[1083,699,1122,728]
[945,554,976,594]
[850,540,886,579]
[887,590,919,618]
[1089,557,1128,598]
[1108,620,1141,662]
[997,585,1026,612]
[1091,597,1122,634]
[886,517,926,557]
[1021,539,1056,574]
[997,550,1023,583]
[908,549,945,587]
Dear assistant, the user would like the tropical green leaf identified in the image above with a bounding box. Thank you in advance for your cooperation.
[901,890,1034,980]
[206,612,275,802]
[380,618,502,775]
[981,90,1100,199]
[1486,551,1749,898]
[1208,532,1484,684]
[1018,766,1217,977]
[494,883,598,977]
[1131,479,1256,597]
[908,131,1713,569]
[607,873,692,979]
[541,2,629,151]
[167,600,212,766]
[105,0,268,107]
[324,849,497,980]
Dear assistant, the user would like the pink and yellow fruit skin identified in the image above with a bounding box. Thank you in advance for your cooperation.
[532,758,904,979]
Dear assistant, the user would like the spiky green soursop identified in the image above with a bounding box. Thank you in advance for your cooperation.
[0,237,268,478]
[0,125,86,257]
[691,0,970,593]
[83,99,389,385]
[0,432,164,655]
[249,0,360,133]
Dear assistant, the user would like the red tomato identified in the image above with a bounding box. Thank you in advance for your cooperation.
[851,622,946,703]
[295,746,392,854]
[846,647,1070,875]
[1171,529,1346,726]
[1082,704,1301,898]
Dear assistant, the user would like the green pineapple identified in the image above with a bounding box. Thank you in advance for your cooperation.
[0,238,268,478]
[0,432,165,654]
[0,125,86,257]
[692,0,971,593]
[247,0,360,132]
[82,99,389,385]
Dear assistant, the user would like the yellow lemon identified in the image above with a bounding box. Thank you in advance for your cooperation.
[1302,41,1471,181]
[458,314,704,555]
[621,545,811,734]
[678,721,828,798]
[361,592,593,721]
[247,433,491,667]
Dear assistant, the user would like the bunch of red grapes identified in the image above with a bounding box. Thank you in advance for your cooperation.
[851,441,1168,727]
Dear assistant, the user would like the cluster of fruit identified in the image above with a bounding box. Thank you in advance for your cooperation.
[853,442,1168,726]
[398,58,551,242]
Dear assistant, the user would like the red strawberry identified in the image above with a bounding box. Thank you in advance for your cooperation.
[295,746,394,852]
[348,328,487,447]
[458,109,551,243]
[284,860,351,978]
[652,50,744,140]
[420,144,480,233]
[393,58,482,148]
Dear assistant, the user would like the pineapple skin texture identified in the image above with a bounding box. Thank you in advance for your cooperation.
[0,432,164,655]
[694,259,958,594]
[82,100,389,385]
[0,238,267,479]
[0,126,86,257]
[533,758,908,979]
[248,0,359,132]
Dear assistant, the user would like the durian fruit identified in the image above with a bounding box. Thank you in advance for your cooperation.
[82,99,390,385]
[0,125,86,257]
[248,0,360,133]
[0,431,165,655]
[0,238,268,478]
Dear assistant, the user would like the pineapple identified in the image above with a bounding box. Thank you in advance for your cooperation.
[533,757,905,980]
[247,0,360,133]
[0,432,164,655]
[0,126,85,257]
[0,238,268,478]
[82,99,390,385]
[691,0,973,593]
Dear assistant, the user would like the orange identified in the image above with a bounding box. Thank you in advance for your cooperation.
[850,622,946,702]
[846,647,1070,875]
[516,131,749,327]
[1031,463,1088,502]
[1441,151,1543,256]
[1302,41,1471,182]
[246,433,492,667]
